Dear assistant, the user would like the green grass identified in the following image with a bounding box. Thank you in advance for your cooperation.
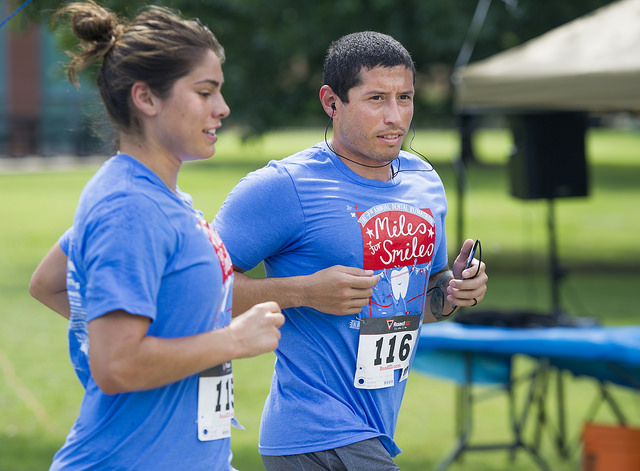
[0,127,639,470]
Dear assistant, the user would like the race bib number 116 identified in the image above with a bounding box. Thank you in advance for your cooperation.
[354,314,420,389]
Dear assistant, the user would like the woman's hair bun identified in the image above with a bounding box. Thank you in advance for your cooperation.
[68,2,121,45]
[55,1,126,85]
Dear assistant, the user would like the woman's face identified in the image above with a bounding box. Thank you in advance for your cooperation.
[151,49,230,162]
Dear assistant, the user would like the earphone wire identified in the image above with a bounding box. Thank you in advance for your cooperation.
[323,112,435,178]
[405,122,434,172]
[324,112,396,170]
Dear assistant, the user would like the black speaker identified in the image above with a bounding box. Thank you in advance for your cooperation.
[508,112,589,200]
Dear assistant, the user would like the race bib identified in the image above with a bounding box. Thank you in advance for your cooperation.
[354,314,420,389]
[198,361,234,441]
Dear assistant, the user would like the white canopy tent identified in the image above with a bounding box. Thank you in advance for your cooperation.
[453,0,640,112]
[450,1,640,317]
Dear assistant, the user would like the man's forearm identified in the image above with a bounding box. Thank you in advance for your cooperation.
[232,270,303,316]
[232,265,378,317]
[424,268,456,323]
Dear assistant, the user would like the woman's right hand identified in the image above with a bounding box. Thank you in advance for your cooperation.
[228,301,285,358]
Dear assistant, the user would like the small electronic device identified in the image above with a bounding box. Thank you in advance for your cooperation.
[463,239,480,276]
[449,239,481,312]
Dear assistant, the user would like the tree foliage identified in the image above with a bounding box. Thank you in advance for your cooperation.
[11,0,617,136]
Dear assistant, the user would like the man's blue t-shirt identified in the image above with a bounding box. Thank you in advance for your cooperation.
[53,154,235,470]
[214,142,448,457]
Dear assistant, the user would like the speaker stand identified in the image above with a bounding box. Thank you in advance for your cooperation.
[546,198,566,320]
[547,199,599,328]
[454,155,467,250]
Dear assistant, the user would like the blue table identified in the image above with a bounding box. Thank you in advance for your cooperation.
[412,322,640,470]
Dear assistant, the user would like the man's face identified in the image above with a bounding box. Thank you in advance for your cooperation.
[332,65,414,173]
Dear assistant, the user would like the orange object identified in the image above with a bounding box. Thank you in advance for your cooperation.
[582,423,640,471]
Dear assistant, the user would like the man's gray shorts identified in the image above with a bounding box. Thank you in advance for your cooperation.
[261,437,400,471]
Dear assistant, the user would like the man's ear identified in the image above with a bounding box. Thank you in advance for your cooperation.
[130,81,159,117]
[319,85,339,117]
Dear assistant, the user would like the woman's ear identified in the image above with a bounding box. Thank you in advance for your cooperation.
[130,81,158,117]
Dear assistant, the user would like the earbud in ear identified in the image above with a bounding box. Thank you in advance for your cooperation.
[331,103,336,110]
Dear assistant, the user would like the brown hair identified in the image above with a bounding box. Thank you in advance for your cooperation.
[55,1,225,134]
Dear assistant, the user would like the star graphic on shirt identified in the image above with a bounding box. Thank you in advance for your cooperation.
[428,227,434,238]
[366,228,374,238]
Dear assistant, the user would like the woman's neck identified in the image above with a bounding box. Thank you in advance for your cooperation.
[119,133,181,193]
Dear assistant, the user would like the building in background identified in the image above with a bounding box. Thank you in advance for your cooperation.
[1,14,112,157]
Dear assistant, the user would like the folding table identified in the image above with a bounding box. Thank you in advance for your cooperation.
[412,321,640,470]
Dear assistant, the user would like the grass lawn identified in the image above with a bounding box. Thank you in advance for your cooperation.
[0,127,638,470]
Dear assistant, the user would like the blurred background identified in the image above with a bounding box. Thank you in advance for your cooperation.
[1,0,632,154]
[2,1,639,470]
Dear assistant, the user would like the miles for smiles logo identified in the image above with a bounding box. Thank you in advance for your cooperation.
[356,203,435,318]
[357,203,435,270]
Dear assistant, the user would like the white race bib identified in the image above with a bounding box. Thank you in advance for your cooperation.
[354,314,420,389]
[198,361,234,441]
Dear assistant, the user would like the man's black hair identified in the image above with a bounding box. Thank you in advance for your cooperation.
[322,31,416,103]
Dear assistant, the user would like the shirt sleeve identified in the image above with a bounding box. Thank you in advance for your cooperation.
[58,226,73,256]
[213,162,305,271]
[76,193,175,323]
[431,181,449,274]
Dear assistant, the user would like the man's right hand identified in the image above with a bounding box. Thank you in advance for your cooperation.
[301,265,379,315]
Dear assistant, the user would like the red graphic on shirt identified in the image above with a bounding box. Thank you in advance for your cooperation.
[198,218,233,284]
[357,204,435,271]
